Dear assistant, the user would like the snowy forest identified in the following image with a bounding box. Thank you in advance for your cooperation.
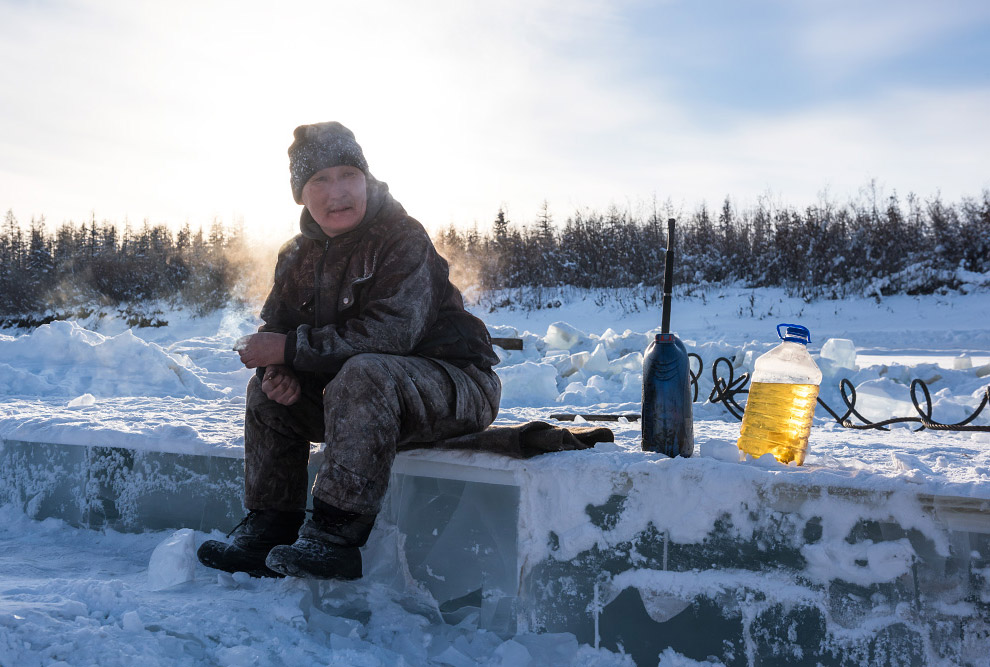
[2,188,989,326]
[0,212,266,327]
[435,189,990,303]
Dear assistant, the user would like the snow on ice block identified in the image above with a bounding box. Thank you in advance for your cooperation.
[820,337,857,370]
[0,439,246,531]
[377,448,990,666]
[5,437,990,664]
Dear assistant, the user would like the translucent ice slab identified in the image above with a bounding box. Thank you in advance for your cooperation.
[3,437,989,665]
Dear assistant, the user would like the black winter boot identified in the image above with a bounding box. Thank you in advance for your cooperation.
[197,509,305,578]
[265,499,375,579]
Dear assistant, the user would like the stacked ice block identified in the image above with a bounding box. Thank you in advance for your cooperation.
[2,437,989,664]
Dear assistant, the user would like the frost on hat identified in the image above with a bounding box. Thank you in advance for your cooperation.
[288,121,369,204]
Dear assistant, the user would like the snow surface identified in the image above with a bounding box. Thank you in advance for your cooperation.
[2,289,988,489]
[1,288,990,665]
[0,504,631,667]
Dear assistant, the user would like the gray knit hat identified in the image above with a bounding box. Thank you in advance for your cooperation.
[288,121,369,204]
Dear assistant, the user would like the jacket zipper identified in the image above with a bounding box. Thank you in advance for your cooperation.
[314,239,330,328]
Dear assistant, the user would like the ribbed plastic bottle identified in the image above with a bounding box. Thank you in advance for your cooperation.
[736,323,822,466]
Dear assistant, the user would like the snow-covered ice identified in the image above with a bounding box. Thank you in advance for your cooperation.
[1,288,990,665]
[0,504,631,666]
[3,290,988,490]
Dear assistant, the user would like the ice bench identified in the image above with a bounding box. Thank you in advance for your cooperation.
[2,436,989,665]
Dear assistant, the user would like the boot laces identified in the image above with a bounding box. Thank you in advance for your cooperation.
[225,510,260,539]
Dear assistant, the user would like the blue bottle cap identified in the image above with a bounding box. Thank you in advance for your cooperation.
[777,323,811,344]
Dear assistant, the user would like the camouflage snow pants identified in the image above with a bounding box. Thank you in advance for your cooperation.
[243,353,501,516]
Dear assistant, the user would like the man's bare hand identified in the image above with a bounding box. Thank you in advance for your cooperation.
[261,365,301,406]
[234,332,287,369]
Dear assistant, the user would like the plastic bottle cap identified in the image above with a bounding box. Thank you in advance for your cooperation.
[777,323,811,345]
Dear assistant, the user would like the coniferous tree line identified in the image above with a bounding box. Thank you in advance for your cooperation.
[435,188,990,308]
[0,210,267,326]
[3,187,988,324]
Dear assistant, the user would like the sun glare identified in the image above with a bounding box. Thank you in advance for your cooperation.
[0,1,987,241]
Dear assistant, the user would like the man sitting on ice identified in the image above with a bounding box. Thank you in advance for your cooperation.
[198,121,502,579]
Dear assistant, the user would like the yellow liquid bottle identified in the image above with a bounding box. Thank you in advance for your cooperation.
[736,324,822,466]
[737,382,819,465]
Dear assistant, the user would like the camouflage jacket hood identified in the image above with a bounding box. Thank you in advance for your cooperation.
[260,177,499,377]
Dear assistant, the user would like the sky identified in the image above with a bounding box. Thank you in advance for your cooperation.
[1,0,989,241]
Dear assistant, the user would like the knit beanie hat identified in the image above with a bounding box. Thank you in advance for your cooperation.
[288,122,369,204]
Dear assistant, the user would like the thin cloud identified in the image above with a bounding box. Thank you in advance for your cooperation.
[791,0,990,76]
[0,0,987,236]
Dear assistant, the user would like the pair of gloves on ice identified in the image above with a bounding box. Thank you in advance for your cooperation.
[419,421,614,459]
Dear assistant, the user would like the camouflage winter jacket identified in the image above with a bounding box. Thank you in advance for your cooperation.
[259,177,499,380]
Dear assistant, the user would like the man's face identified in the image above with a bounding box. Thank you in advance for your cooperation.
[301,166,368,237]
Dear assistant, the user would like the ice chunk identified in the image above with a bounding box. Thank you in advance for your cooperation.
[583,344,611,375]
[435,645,478,667]
[487,324,519,338]
[67,393,96,408]
[491,639,532,665]
[569,351,590,372]
[587,374,610,391]
[820,338,857,370]
[495,346,510,364]
[549,353,580,378]
[515,633,581,665]
[599,327,618,345]
[619,372,643,401]
[121,610,144,633]
[952,355,973,370]
[638,590,692,623]
[544,321,584,351]
[604,329,651,357]
[851,378,915,423]
[732,348,758,372]
[607,351,643,376]
[931,390,971,425]
[556,377,609,405]
[216,645,263,666]
[148,528,196,590]
[496,362,559,407]
[308,608,362,638]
